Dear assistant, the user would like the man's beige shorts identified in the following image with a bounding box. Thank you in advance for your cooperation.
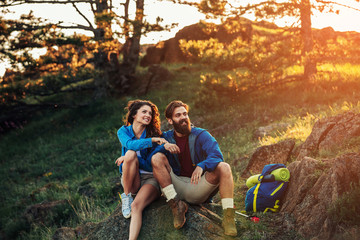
[121,173,160,192]
[169,169,219,204]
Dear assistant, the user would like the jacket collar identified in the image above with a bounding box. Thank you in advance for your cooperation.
[126,125,147,139]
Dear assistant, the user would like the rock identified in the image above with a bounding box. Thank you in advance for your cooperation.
[75,222,98,238]
[242,139,295,177]
[140,24,208,66]
[85,198,237,240]
[313,27,337,46]
[281,153,360,239]
[24,200,70,226]
[296,112,360,160]
[52,227,76,240]
[141,42,165,65]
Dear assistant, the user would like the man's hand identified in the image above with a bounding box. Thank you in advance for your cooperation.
[115,156,125,166]
[164,143,180,154]
[191,166,203,184]
[152,137,168,145]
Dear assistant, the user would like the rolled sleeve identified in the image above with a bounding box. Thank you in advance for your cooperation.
[117,126,153,151]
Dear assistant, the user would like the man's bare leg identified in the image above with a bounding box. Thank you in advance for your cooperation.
[205,162,237,236]
[205,162,234,199]
[151,153,188,229]
[151,153,172,188]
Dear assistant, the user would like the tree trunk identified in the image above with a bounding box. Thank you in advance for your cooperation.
[92,0,114,98]
[122,0,144,75]
[300,0,316,81]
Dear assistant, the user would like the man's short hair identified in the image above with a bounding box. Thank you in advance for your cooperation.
[165,100,189,119]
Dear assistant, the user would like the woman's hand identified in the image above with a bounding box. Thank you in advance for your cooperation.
[115,156,125,166]
[164,143,180,154]
[152,137,168,145]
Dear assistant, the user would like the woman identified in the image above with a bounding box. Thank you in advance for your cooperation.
[115,100,167,240]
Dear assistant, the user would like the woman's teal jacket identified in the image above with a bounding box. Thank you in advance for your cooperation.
[117,125,155,173]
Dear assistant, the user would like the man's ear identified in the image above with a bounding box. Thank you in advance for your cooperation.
[167,118,173,125]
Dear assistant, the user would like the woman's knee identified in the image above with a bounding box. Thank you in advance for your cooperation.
[131,200,143,214]
[124,150,138,163]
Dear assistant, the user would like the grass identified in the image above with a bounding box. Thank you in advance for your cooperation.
[1,62,360,239]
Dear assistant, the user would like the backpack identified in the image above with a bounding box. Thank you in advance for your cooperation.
[245,163,289,213]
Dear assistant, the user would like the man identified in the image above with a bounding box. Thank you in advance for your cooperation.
[150,100,237,236]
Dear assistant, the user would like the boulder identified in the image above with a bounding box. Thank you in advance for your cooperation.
[313,27,337,46]
[242,139,295,177]
[296,111,360,160]
[140,42,166,66]
[85,198,237,240]
[281,153,360,239]
[75,222,98,238]
[140,19,253,66]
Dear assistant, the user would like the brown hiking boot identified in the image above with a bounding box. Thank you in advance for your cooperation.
[168,197,188,229]
[222,208,237,236]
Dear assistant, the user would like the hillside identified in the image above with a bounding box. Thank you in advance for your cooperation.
[140,18,360,67]
[0,59,360,239]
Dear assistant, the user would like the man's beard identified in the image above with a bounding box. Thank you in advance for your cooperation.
[173,118,191,135]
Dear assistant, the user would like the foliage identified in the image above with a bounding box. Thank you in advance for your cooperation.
[179,24,301,109]
[183,0,360,101]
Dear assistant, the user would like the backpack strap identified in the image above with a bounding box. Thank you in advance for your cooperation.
[263,200,280,213]
[270,182,284,196]
[252,183,261,212]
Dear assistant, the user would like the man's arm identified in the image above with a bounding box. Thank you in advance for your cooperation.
[196,131,224,172]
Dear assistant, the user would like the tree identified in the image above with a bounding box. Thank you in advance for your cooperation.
[0,0,173,132]
[194,0,360,81]
[0,0,172,94]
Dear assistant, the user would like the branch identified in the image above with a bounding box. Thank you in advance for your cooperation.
[315,0,360,12]
[25,0,96,3]
[58,24,95,32]
[1,0,96,7]
[245,74,303,94]
[72,2,94,29]
[170,0,199,7]
[0,1,26,7]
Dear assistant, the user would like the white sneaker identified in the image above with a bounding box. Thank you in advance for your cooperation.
[121,192,133,218]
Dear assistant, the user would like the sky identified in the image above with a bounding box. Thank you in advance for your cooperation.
[1,0,360,76]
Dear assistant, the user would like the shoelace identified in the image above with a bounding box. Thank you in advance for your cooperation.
[122,195,130,210]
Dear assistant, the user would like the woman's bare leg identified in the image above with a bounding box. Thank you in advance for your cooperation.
[129,184,160,240]
[122,150,141,194]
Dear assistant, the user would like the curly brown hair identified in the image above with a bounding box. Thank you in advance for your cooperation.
[124,100,162,137]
